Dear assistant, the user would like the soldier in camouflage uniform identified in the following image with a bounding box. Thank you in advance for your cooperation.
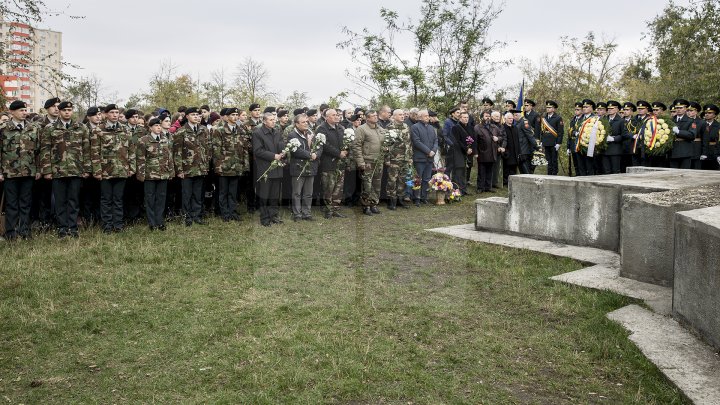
[173,107,210,226]
[0,101,41,240]
[80,106,102,225]
[317,108,348,219]
[212,107,246,222]
[136,117,174,231]
[353,110,386,215]
[33,97,61,230]
[384,109,412,210]
[123,109,147,224]
[41,101,92,238]
[91,104,135,233]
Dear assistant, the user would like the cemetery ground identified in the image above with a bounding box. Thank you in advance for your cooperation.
[0,189,687,403]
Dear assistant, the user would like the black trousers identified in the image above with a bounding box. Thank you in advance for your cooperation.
[478,162,494,191]
[602,155,622,174]
[577,155,595,176]
[544,146,559,175]
[257,177,281,225]
[465,156,473,184]
[502,160,518,186]
[218,176,239,218]
[670,158,691,169]
[182,176,204,221]
[518,155,532,174]
[100,178,126,230]
[144,180,167,228]
[165,178,182,217]
[31,178,53,225]
[80,177,100,223]
[5,177,34,238]
[123,175,144,222]
[571,152,584,176]
[53,177,82,235]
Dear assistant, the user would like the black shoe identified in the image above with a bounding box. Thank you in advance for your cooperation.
[420,199,428,204]
[293,216,301,222]
[303,216,314,221]
[271,218,283,224]
[415,199,420,207]
[69,231,79,239]
[114,227,124,233]
[324,211,332,219]
[261,221,272,227]
[363,207,373,216]
[158,225,167,231]
[396,199,409,209]
[231,213,242,222]
[102,228,113,234]
[387,201,396,210]
[370,206,381,214]
[185,220,193,227]
[332,212,347,218]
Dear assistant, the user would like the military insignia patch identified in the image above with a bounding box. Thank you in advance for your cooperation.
[692,123,697,129]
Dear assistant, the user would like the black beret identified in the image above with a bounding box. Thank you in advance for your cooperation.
[103,104,118,113]
[184,107,199,115]
[319,103,329,110]
[673,99,689,108]
[504,100,517,108]
[86,106,100,116]
[622,102,637,112]
[248,103,261,111]
[8,100,26,110]
[277,110,288,118]
[306,109,318,116]
[148,117,161,127]
[292,108,305,116]
[636,100,651,109]
[688,101,701,111]
[58,101,74,110]
[349,114,360,121]
[703,104,719,114]
[509,109,522,114]
[220,108,229,116]
[606,100,621,109]
[177,106,187,113]
[263,106,276,114]
[545,100,558,108]
[481,97,494,105]
[524,99,536,106]
[200,105,210,111]
[448,107,460,115]
[574,102,583,108]
[124,109,138,119]
[581,99,595,109]
[651,101,667,111]
[226,107,239,115]
[428,110,438,117]
[43,97,60,109]
[354,107,365,115]
[596,102,608,109]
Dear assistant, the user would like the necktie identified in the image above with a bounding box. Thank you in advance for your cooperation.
[65,123,70,129]
[155,135,160,142]
[16,124,22,131]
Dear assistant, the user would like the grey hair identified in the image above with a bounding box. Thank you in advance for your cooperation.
[262,112,275,121]
[504,112,514,120]
[418,109,429,116]
[491,110,502,118]
[293,113,307,125]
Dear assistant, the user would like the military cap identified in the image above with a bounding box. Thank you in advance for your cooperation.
[178,106,187,113]
[124,108,139,119]
[481,97,494,106]
[292,108,305,116]
[703,104,719,114]
[200,104,210,111]
[504,100,517,108]
[596,102,608,109]
[249,103,261,111]
[509,109,522,114]
[524,99,536,106]
[545,100,558,108]
[349,114,360,121]
[43,97,60,109]
[574,101,583,108]
[306,108,318,116]
[277,110,288,118]
[428,110,438,117]
[651,101,667,111]
[103,104,119,113]
[581,99,595,109]
[448,107,460,115]
[607,100,621,109]
[636,100,651,109]
[226,107,239,115]
[184,107,199,115]
[688,101,701,112]
[354,107,365,115]
[622,102,637,112]
[219,108,229,116]
[58,101,74,110]
[86,106,100,116]
[148,117,162,127]
[673,99,689,108]
[8,100,27,110]
[156,108,170,116]
[263,106,276,114]
[319,103,329,110]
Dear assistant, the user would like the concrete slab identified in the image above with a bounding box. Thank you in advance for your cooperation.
[475,197,507,232]
[608,305,720,405]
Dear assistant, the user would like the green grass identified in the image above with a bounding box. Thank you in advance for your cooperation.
[0,193,685,404]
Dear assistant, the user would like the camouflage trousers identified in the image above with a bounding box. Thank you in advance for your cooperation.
[385,161,408,199]
[360,161,382,207]
[321,169,345,213]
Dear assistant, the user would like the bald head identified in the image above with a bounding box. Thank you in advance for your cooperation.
[392,109,404,123]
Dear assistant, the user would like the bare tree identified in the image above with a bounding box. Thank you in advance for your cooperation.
[232,57,277,106]
[203,68,232,109]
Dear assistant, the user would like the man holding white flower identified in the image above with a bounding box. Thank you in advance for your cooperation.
[288,114,322,221]
[253,113,286,227]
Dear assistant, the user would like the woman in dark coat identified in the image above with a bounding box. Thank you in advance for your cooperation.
[450,111,476,195]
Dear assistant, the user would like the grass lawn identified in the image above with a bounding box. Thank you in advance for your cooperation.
[0,191,686,404]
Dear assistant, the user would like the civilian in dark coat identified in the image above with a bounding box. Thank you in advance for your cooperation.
[411,110,438,204]
[474,112,501,192]
[450,111,475,195]
[252,114,286,226]
[288,114,322,221]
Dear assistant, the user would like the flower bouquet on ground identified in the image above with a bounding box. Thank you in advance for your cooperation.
[531,150,548,166]
[428,170,453,205]
[575,116,609,155]
[643,115,676,156]
[297,133,326,180]
[259,138,301,181]
[448,187,462,203]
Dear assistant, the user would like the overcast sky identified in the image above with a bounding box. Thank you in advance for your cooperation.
[42,0,684,109]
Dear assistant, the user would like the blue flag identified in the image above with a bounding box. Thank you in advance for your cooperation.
[517,79,525,114]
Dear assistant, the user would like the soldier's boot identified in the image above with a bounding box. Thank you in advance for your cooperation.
[396,198,409,209]
[387,199,396,210]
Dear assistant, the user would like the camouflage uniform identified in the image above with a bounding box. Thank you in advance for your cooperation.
[124,124,148,222]
[317,122,347,217]
[136,132,174,229]
[212,121,246,221]
[238,122,256,213]
[91,121,135,232]
[0,120,41,238]
[384,121,412,206]
[353,122,386,210]
[42,119,92,237]
[172,123,210,224]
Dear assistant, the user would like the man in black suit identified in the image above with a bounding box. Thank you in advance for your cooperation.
[539,100,564,175]
[669,99,697,169]
[699,104,720,170]
[252,113,286,226]
[603,101,629,174]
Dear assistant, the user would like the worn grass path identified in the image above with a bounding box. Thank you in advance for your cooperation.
[0,194,685,403]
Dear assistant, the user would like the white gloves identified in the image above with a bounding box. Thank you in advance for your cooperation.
[700,155,707,160]
[633,134,638,139]
[672,126,680,135]
[554,144,560,151]
[607,136,615,142]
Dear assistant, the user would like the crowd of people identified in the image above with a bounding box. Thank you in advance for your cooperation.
[0,95,718,239]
